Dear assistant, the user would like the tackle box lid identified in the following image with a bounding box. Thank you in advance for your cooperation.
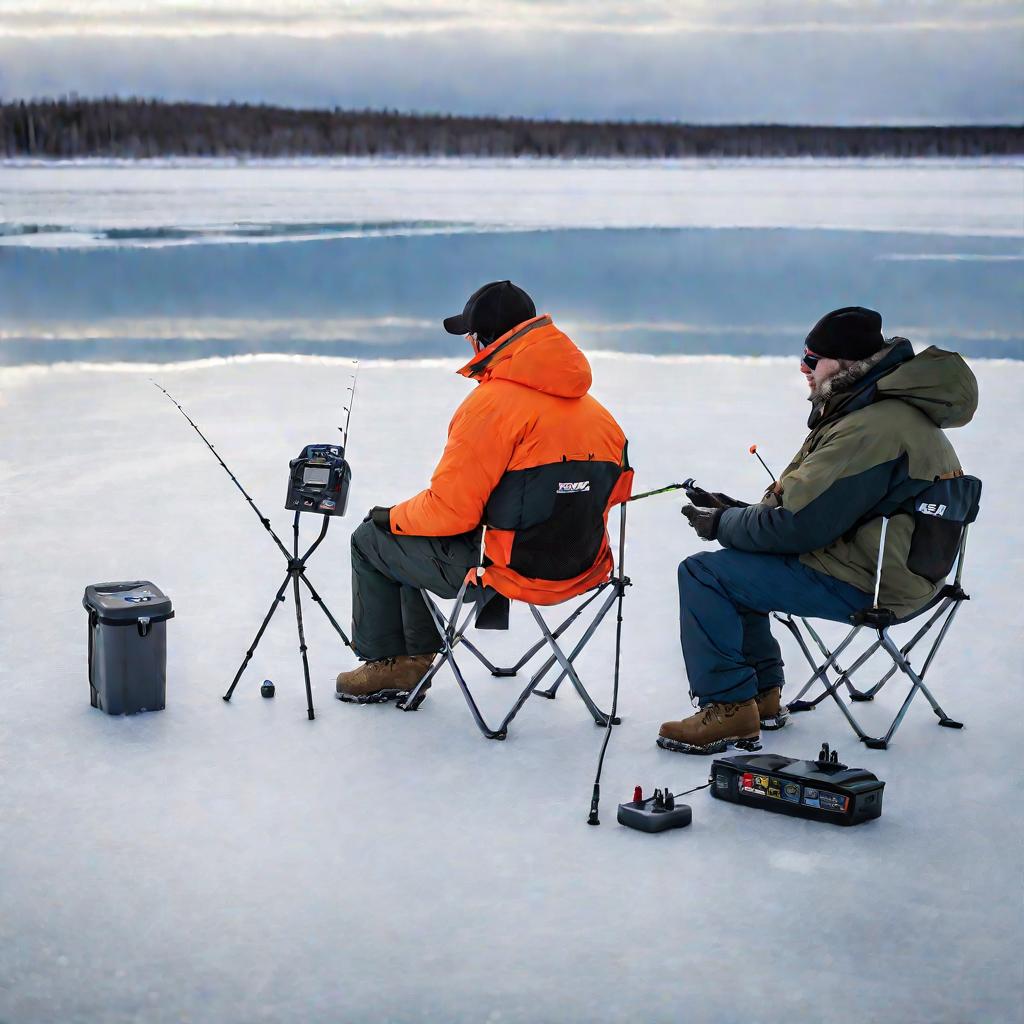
[83,581,174,624]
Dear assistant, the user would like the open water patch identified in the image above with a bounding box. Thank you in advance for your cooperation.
[1,225,1020,363]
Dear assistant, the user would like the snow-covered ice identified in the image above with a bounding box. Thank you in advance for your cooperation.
[1,352,1021,1023]
[2,160,1021,247]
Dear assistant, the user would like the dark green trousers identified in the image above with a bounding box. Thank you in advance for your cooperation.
[350,519,481,660]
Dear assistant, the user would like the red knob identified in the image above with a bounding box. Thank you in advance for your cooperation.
[633,786,643,803]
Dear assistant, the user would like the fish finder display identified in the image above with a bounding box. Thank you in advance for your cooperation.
[302,465,331,487]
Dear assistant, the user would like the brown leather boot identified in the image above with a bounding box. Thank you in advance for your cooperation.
[755,686,789,731]
[335,653,435,704]
[657,698,761,754]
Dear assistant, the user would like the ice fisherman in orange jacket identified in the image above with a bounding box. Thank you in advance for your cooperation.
[336,280,629,704]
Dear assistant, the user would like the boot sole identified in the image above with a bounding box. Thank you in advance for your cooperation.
[335,681,431,705]
[759,710,789,731]
[656,734,762,755]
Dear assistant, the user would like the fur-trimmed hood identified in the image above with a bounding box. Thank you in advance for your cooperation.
[808,339,903,417]
[808,338,978,431]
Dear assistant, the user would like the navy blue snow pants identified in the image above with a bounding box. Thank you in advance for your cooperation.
[678,549,872,706]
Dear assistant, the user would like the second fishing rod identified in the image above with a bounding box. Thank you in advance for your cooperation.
[153,364,360,719]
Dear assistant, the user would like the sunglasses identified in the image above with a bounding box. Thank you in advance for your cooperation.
[801,348,823,370]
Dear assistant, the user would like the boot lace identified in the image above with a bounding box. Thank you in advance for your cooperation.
[701,704,723,726]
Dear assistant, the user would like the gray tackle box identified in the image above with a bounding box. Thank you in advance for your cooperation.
[83,581,174,715]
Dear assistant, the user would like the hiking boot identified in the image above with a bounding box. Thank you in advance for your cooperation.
[755,686,789,731]
[335,653,435,704]
[657,698,762,755]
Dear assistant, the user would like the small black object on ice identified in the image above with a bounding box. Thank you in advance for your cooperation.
[617,784,694,833]
[261,680,276,698]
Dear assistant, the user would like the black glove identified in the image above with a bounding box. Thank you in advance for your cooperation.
[364,506,393,532]
[713,492,748,509]
[681,503,722,541]
[685,484,748,509]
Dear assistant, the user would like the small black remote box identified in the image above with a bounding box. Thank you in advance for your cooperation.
[617,788,693,833]
[710,745,884,826]
[286,444,351,516]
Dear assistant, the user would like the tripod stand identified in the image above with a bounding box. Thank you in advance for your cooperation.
[151,379,356,722]
[223,511,351,719]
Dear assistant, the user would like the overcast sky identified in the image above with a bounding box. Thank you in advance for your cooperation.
[1,1,1021,123]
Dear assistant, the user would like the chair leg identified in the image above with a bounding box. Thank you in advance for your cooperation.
[444,633,556,740]
[397,649,449,711]
[912,602,963,721]
[778,614,893,710]
[847,598,953,701]
[399,588,569,739]
[776,614,844,709]
[457,635,501,674]
[869,631,925,748]
[449,648,537,740]
[532,587,619,700]
[529,601,620,727]
[783,621,870,713]
[489,585,609,677]
[801,617,878,707]
[776,600,967,749]
[809,637,894,745]
[872,614,964,747]
[397,586,470,707]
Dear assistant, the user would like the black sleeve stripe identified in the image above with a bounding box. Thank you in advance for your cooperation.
[716,456,909,555]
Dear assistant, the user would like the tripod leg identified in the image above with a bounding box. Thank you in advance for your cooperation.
[298,570,352,648]
[224,574,291,701]
[291,572,316,721]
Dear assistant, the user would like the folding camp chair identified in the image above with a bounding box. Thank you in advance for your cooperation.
[775,474,981,749]
[395,494,632,741]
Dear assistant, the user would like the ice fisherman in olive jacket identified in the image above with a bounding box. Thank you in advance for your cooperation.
[660,306,978,754]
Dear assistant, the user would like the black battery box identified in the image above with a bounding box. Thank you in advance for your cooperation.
[710,746,884,826]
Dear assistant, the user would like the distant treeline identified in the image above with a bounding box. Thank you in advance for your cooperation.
[2,97,1022,160]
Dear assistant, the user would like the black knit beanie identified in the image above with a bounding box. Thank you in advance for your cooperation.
[805,306,885,361]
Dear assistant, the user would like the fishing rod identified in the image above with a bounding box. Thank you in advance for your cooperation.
[587,478,699,824]
[339,360,359,451]
[587,500,628,826]
[629,481,688,502]
[588,461,777,822]
[150,379,292,562]
[748,444,777,483]
[153,368,359,719]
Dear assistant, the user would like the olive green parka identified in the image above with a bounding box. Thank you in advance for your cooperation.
[717,341,978,616]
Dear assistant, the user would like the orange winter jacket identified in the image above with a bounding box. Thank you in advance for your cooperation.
[390,315,631,604]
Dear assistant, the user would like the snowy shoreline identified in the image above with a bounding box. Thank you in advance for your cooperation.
[3,348,1022,382]
[5,154,1023,169]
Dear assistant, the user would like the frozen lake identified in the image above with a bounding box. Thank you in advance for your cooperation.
[1,160,1022,1022]
[1,354,1022,1023]
[1,159,1022,364]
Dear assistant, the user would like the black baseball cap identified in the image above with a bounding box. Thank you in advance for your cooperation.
[805,306,885,361]
[443,280,536,345]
